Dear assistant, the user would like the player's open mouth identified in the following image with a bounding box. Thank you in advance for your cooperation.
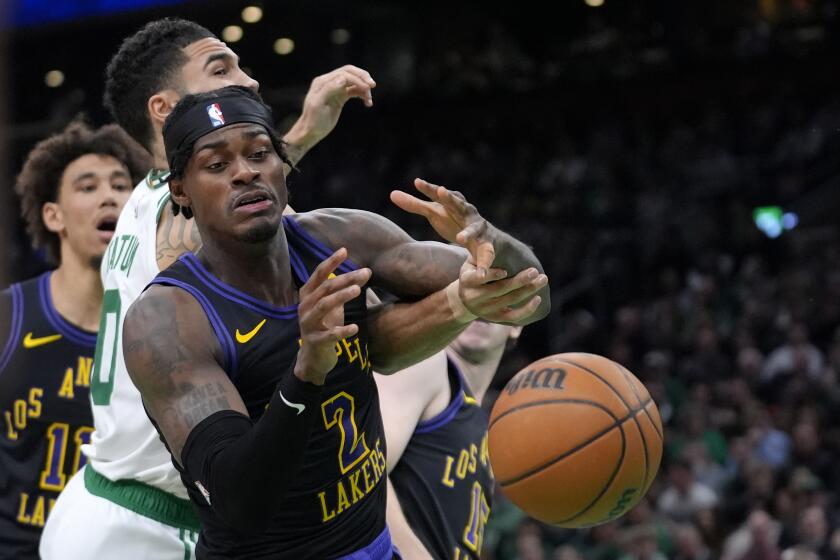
[96,217,117,242]
[234,191,274,212]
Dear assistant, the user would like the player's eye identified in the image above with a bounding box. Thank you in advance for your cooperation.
[113,183,131,192]
[79,184,97,193]
[206,161,228,172]
[212,66,228,76]
[250,149,269,160]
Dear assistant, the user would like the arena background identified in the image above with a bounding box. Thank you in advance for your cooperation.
[3,1,840,558]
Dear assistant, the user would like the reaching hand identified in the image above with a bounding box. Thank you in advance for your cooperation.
[296,248,372,384]
[296,65,376,145]
[459,262,547,324]
[391,178,496,279]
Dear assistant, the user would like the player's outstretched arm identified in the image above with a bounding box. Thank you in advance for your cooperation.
[368,263,545,373]
[391,178,551,322]
[282,65,376,168]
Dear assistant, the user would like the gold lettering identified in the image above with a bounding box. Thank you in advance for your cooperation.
[334,341,343,357]
[342,338,358,363]
[4,411,18,440]
[76,357,92,387]
[58,369,75,399]
[353,338,367,370]
[16,493,31,523]
[442,456,456,488]
[480,433,489,466]
[318,491,336,522]
[348,470,365,503]
[48,498,56,514]
[362,460,373,493]
[469,443,478,474]
[456,449,469,479]
[13,400,27,429]
[28,388,43,418]
[31,495,46,527]
[336,480,351,514]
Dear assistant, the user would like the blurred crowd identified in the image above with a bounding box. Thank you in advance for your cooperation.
[286,35,840,559]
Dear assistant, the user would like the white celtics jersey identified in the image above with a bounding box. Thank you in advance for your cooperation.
[82,169,188,498]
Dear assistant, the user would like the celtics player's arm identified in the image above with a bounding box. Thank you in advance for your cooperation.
[281,65,376,168]
[122,284,328,534]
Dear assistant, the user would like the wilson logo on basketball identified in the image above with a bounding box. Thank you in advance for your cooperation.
[606,487,638,520]
[505,367,566,395]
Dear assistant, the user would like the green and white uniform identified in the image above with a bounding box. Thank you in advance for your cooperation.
[40,171,200,559]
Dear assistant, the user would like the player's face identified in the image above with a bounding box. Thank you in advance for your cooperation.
[47,154,131,265]
[178,123,287,245]
[450,320,521,362]
[179,38,259,95]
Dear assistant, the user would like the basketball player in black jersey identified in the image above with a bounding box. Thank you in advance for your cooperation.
[378,321,521,559]
[121,86,550,559]
[0,121,148,559]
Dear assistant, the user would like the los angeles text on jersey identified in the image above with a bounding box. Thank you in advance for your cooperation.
[3,355,92,528]
[317,436,386,522]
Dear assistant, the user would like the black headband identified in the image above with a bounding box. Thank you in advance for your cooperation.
[163,93,274,170]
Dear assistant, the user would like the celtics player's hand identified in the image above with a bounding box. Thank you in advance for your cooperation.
[284,66,376,165]
[390,178,497,280]
[295,248,371,385]
[458,261,547,324]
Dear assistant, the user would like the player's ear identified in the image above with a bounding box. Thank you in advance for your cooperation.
[148,89,181,132]
[42,201,65,234]
[169,179,191,212]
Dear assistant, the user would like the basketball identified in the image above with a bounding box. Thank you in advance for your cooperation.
[488,353,663,528]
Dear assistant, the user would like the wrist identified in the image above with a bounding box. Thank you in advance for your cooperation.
[282,119,318,166]
[445,280,477,324]
[293,349,328,385]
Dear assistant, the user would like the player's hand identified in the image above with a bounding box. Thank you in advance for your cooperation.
[459,261,547,324]
[296,248,371,385]
[391,178,497,279]
[290,65,376,150]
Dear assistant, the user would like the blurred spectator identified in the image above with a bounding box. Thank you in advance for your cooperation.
[657,459,719,522]
[720,509,781,560]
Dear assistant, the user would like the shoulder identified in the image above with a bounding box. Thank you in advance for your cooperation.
[124,284,215,352]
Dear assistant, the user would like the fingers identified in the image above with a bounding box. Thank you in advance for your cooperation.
[492,296,543,323]
[327,66,376,107]
[300,248,350,296]
[339,64,376,88]
[390,190,437,218]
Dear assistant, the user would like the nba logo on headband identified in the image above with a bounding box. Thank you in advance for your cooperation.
[206,103,225,127]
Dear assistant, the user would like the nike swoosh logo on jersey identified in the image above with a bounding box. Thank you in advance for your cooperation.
[278,390,305,415]
[235,319,267,344]
[22,332,63,349]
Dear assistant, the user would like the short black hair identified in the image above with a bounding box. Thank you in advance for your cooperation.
[104,18,214,153]
[15,118,150,263]
[165,86,290,219]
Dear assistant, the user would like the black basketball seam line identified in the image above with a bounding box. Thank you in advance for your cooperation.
[631,414,650,496]
[615,362,643,407]
[616,361,664,443]
[488,398,619,432]
[553,356,634,414]
[497,402,649,487]
[552,420,628,525]
[613,362,651,493]
[642,400,664,442]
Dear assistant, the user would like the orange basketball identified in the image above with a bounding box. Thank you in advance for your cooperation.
[488,353,663,528]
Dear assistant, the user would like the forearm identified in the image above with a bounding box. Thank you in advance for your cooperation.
[386,478,434,560]
[368,288,469,374]
[181,371,323,533]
